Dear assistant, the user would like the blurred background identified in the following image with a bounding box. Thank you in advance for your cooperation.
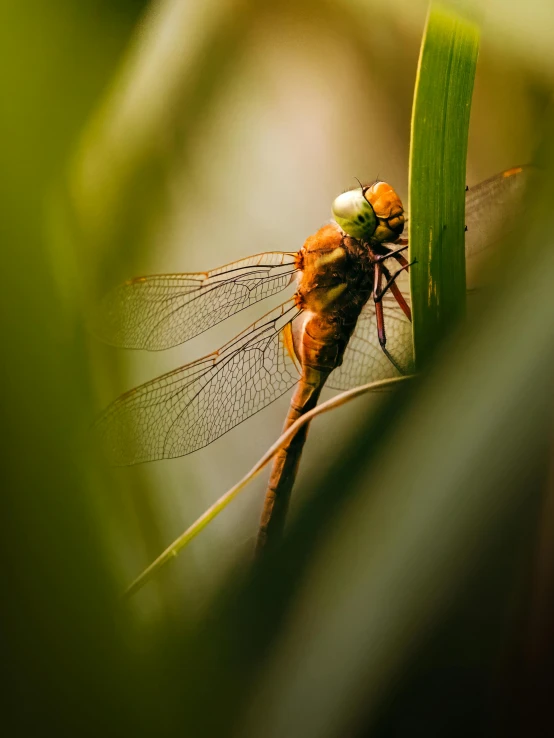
[2,1,553,736]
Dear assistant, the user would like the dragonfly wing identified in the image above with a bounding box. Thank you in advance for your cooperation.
[400,166,532,264]
[94,252,298,350]
[327,301,414,391]
[95,301,301,465]
[465,166,533,260]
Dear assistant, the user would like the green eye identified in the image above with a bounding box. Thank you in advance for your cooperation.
[332,188,377,239]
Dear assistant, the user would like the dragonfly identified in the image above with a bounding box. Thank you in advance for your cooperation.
[95,166,529,545]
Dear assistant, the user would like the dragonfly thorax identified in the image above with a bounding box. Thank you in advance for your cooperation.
[296,222,373,320]
[292,224,374,374]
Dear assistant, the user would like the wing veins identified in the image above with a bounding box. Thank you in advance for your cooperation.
[141,268,298,347]
[158,304,300,456]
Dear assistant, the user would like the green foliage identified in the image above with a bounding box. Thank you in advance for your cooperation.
[409,4,480,366]
[2,1,554,737]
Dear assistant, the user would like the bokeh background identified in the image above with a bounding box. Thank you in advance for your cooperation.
[2,1,553,736]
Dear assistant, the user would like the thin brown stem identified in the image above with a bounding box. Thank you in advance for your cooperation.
[123,374,414,598]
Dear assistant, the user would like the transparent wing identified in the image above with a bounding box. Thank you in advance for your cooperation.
[400,166,532,258]
[386,167,533,295]
[95,301,301,465]
[352,168,531,389]
[327,301,414,391]
[465,166,533,260]
[94,252,298,350]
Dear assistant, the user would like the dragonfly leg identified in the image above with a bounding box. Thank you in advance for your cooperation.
[373,263,409,373]
[373,243,409,263]
[392,251,410,269]
[374,260,415,303]
[373,263,386,347]
[382,264,412,321]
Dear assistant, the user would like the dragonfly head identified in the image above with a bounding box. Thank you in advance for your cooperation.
[332,180,405,243]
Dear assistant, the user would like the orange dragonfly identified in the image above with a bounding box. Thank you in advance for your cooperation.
[95,166,528,475]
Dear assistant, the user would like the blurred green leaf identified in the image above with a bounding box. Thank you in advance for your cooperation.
[71,0,261,290]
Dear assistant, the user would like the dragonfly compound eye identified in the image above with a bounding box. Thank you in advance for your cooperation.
[332,188,377,240]
[363,181,405,242]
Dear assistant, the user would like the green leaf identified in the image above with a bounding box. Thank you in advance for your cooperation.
[409,3,480,366]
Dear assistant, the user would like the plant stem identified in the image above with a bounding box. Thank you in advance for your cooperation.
[124,375,413,597]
